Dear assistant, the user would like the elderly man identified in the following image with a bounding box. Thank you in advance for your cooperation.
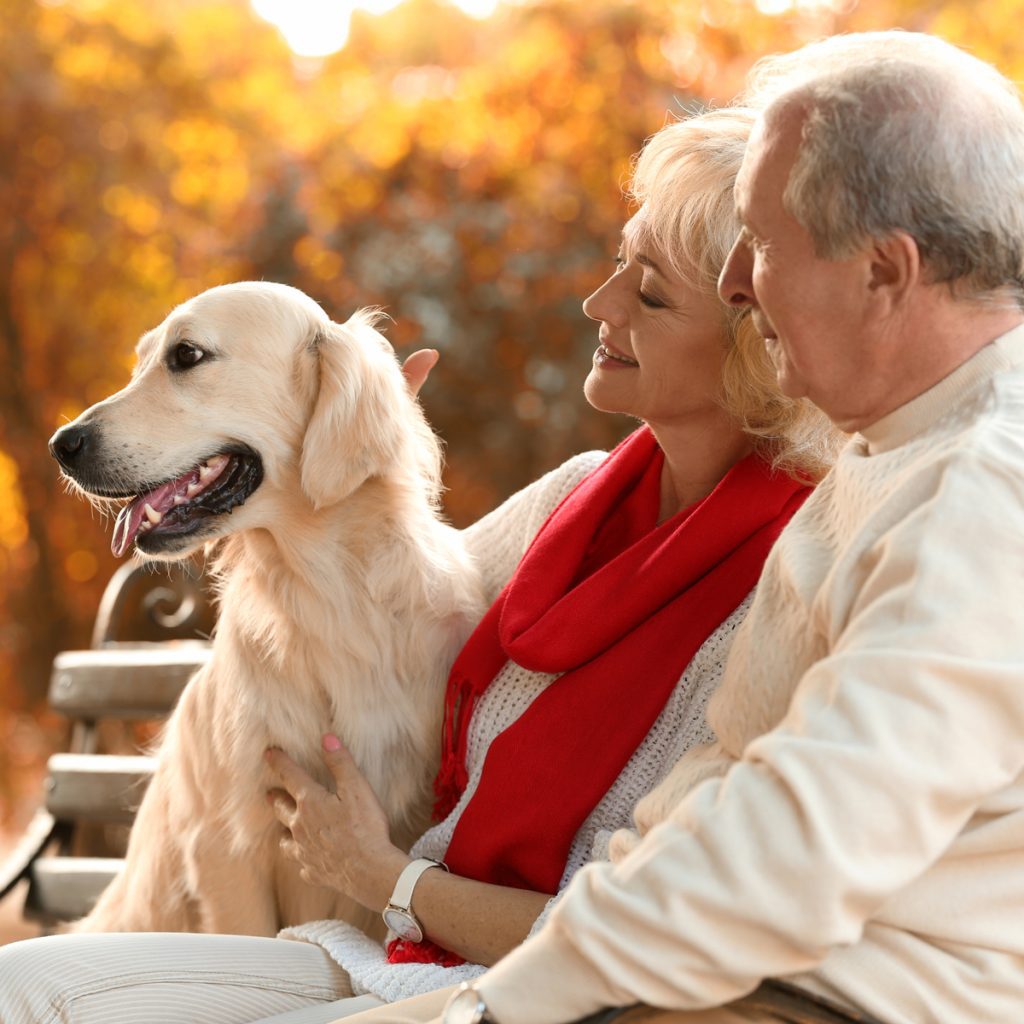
[346,29,1024,1024]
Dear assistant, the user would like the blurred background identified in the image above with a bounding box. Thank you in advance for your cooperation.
[0,0,1019,927]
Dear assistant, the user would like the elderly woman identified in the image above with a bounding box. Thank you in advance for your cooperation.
[0,106,838,1024]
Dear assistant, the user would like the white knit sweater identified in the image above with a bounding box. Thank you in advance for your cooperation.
[476,323,1024,1024]
[284,451,753,1001]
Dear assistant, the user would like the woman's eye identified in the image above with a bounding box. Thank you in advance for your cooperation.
[639,291,666,309]
[172,342,204,370]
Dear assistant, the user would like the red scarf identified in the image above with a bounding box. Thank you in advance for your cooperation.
[388,427,811,965]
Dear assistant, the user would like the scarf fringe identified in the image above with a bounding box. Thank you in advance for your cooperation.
[386,937,465,967]
[433,673,477,820]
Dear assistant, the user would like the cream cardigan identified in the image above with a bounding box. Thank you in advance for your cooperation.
[477,323,1024,1024]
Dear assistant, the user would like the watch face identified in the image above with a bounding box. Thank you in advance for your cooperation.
[382,907,423,942]
[444,985,488,1024]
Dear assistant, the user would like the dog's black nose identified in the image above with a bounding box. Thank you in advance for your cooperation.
[50,423,92,470]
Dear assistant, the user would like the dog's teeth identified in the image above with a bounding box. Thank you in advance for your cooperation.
[173,495,186,506]
[144,503,163,525]
[200,455,229,482]
[187,482,203,498]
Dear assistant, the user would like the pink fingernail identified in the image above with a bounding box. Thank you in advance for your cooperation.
[323,734,342,751]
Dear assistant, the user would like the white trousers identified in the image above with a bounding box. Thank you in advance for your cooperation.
[0,932,385,1024]
[0,934,803,1024]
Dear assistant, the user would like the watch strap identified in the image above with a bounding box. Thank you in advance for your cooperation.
[386,857,448,913]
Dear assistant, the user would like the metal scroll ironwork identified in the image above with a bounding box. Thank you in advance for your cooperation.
[90,559,213,648]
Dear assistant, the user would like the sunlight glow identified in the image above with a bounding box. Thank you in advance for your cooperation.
[754,0,849,14]
[252,0,504,58]
[453,0,502,16]
[252,0,352,57]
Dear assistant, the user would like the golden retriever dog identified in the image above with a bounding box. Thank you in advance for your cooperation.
[48,281,483,936]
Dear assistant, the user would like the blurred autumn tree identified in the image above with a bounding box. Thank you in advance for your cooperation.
[0,0,1020,826]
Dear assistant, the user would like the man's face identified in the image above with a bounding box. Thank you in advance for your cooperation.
[718,105,878,431]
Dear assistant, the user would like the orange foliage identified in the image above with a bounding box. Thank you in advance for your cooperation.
[0,0,1015,826]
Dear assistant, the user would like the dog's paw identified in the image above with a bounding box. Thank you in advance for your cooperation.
[607,827,642,862]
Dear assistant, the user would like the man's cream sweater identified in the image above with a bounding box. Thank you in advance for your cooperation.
[478,323,1024,1024]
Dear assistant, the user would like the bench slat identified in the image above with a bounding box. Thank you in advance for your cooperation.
[0,810,59,901]
[26,856,122,922]
[49,645,210,719]
[46,753,155,823]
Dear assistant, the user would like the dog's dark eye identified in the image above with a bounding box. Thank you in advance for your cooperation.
[171,342,205,371]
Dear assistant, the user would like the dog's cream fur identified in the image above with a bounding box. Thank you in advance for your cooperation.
[57,282,483,935]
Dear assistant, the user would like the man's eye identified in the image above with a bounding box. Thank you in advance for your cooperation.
[171,342,205,370]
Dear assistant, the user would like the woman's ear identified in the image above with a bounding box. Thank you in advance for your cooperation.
[299,314,407,510]
[868,231,921,315]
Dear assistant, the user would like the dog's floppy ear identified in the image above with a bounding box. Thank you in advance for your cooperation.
[300,312,407,509]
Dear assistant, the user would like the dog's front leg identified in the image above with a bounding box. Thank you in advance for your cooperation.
[188,827,279,936]
[74,773,197,933]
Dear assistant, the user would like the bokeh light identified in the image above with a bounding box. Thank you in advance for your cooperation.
[252,0,503,58]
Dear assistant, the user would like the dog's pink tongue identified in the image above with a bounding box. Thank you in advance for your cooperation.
[112,501,143,559]
[111,480,177,558]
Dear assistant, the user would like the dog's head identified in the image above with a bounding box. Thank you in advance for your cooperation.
[50,282,438,560]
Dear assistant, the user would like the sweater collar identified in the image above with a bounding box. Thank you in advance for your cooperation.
[858,321,1024,454]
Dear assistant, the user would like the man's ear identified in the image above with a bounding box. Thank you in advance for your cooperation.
[299,313,407,510]
[868,231,921,314]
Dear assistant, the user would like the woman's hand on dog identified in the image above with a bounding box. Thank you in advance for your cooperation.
[265,735,410,911]
[267,731,553,964]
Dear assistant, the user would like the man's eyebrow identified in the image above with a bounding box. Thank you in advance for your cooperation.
[734,203,763,242]
[732,172,754,228]
[733,195,753,227]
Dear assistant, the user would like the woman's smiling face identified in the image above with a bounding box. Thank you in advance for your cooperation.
[582,216,730,431]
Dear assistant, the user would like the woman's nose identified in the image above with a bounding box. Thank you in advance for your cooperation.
[582,272,627,326]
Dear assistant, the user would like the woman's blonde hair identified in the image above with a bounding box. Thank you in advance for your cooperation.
[627,107,843,481]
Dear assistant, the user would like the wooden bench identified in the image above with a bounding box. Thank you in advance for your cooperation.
[0,560,215,925]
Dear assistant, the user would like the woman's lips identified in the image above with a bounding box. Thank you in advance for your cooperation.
[594,343,639,369]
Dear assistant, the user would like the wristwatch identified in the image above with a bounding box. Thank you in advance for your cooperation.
[443,982,495,1024]
[381,857,448,942]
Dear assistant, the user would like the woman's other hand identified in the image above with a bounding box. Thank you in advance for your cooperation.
[266,734,409,910]
[401,349,439,397]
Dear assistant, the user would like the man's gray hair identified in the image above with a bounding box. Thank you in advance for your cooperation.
[748,32,1024,303]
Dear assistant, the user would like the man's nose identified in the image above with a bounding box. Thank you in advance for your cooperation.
[49,423,93,471]
[718,237,755,308]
